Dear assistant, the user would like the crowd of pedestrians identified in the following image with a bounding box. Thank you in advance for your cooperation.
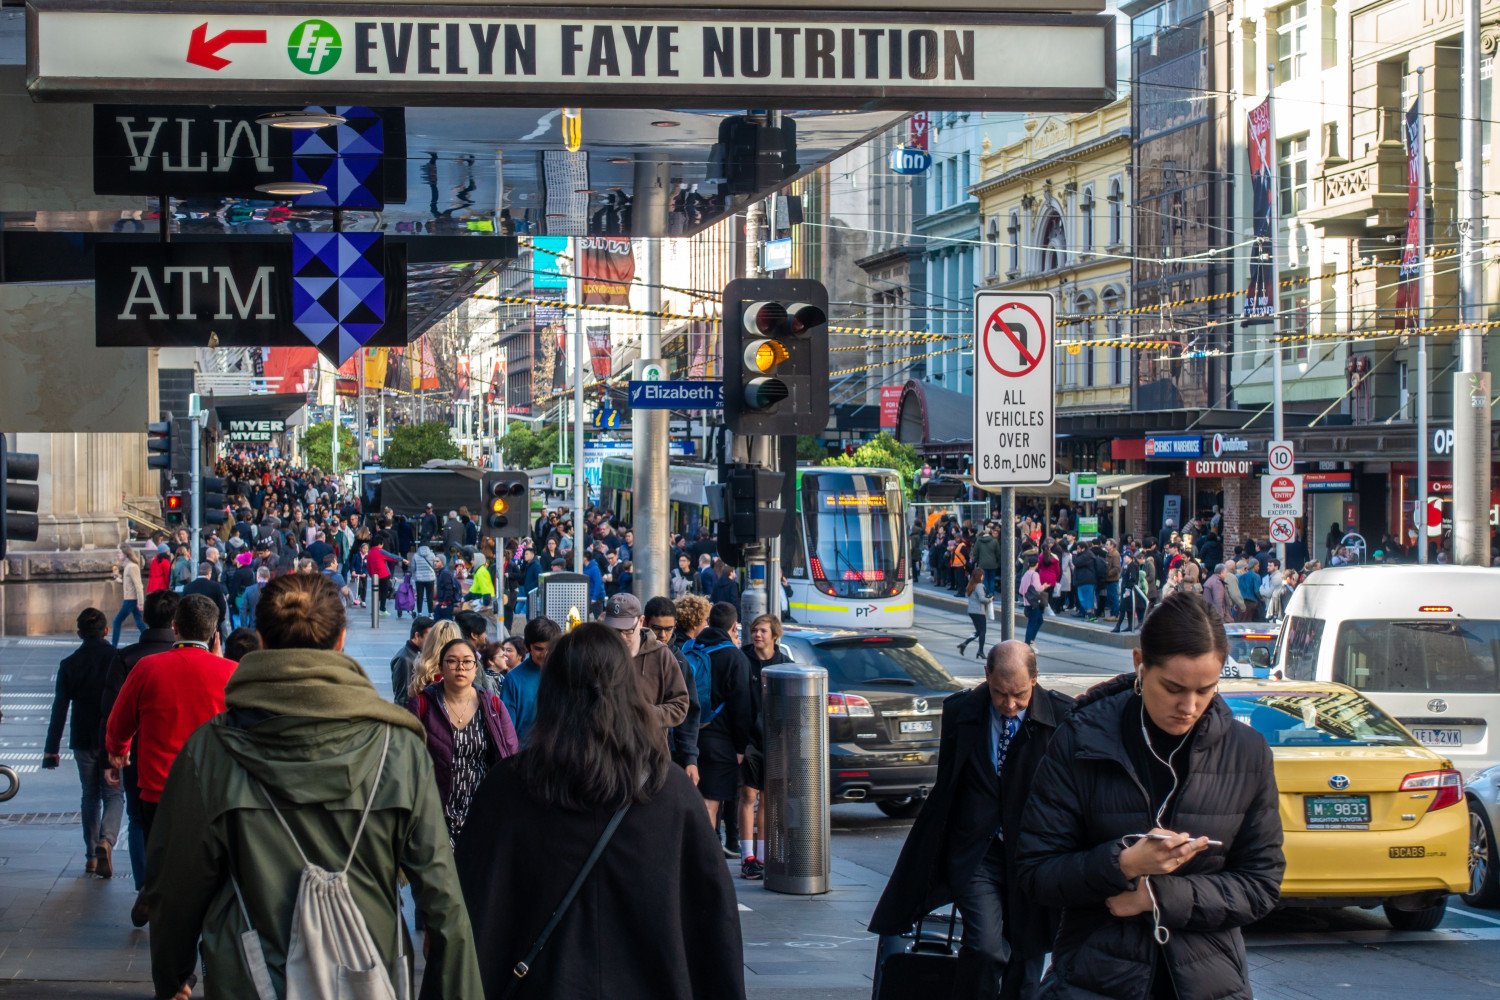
[915,505,1326,650]
[38,458,1298,999]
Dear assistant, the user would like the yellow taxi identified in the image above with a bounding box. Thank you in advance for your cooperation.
[1221,679,1468,930]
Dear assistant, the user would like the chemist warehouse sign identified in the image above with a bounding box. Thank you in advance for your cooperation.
[28,2,1115,111]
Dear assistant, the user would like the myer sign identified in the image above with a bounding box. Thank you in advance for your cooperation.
[224,418,286,442]
[30,4,1115,111]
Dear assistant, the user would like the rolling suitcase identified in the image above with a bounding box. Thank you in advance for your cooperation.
[871,906,960,999]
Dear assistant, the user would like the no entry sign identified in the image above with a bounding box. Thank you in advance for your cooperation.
[973,291,1054,488]
[1260,473,1303,518]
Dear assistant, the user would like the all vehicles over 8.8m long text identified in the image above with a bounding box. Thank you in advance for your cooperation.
[598,462,912,628]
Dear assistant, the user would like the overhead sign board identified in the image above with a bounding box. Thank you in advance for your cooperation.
[30,4,1116,111]
[1260,473,1303,518]
[93,104,406,202]
[1187,459,1253,478]
[628,380,725,410]
[1208,432,1251,458]
[1303,471,1353,492]
[973,290,1054,488]
[223,418,286,442]
[1144,435,1202,459]
[95,240,408,357]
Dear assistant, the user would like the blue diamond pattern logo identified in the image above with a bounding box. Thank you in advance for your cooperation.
[292,232,385,363]
[291,106,386,208]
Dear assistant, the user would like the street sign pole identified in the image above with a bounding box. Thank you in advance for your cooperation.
[632,237,670,601]
[572,237,586,576]
[1266,64,1288,569]
[973,291,1055,642]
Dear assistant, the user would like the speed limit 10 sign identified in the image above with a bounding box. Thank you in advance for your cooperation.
[1267,439,1294,474]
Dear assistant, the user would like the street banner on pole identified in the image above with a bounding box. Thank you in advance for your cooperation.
[1243,98,1276,323]
[1395,98,1424,332]
[973,290,1054,488]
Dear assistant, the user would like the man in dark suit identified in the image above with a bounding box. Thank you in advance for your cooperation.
[181,562,229,635]
[870,641,1075,1000]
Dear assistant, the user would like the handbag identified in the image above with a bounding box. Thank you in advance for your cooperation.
[503,803,631,999]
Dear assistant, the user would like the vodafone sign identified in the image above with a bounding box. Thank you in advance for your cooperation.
[1260,473,1303,518]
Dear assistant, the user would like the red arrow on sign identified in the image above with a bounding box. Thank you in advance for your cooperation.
[186,23,268,71]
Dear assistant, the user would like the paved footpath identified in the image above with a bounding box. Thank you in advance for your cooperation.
[6,610,1500,998]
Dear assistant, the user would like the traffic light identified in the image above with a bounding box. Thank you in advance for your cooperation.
[482,471,529,539]
[201,475,228,526]
[163,492,185,526]
[722,278,829,436]
[724,464,786,546]
[0,447,40,560]
[146,416,173,471]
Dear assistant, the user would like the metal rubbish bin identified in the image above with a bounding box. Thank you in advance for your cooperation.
[762,664,830,895]
[532,571,589,625]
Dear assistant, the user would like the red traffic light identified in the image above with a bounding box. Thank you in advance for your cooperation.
[165,493,184,511]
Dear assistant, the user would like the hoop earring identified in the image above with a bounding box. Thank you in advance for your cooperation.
[1133,672,1144,696]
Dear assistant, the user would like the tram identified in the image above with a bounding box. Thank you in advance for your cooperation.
[599,460,913,628]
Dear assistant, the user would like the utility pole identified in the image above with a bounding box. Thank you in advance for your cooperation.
[572,236,586,574]
[1416,65,1430,564]
[633,235,670,599]
[1267,65,1287,567]
[1453,0,1491,566]
[188,394,202,548]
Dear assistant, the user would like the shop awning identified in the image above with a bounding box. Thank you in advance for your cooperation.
[968,473,1166,500]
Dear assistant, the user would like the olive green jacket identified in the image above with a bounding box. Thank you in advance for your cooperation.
[146,710,484,999]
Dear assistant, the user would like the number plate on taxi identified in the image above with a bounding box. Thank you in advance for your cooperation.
[1305,794,1370,828]
[1410,728,1463,747]
[899,720,934,734]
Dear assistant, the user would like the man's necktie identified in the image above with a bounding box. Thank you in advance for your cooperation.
[995,716,1018,774]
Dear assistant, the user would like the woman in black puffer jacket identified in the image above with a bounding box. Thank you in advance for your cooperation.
[1016,592,1284,1000]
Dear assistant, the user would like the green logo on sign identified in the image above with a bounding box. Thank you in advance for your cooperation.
[288,19,341,74]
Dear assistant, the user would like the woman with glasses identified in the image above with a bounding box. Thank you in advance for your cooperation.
[410,637,520,847]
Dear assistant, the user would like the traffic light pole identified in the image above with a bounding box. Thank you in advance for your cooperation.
[572,237,586,575]
[189,400,202,549]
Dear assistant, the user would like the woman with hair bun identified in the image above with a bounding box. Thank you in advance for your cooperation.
[143,571,483,1000]
[1016,591,1284,1000]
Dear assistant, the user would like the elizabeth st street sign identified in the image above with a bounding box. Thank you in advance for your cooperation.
[29,3,1115,111]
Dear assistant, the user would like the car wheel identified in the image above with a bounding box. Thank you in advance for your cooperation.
[876,797,923,819]
[1383,897,1447,931]
[1464,801,1500,909]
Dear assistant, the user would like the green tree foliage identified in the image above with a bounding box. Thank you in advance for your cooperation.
[821,433,921,494]
[303,421,357,472]
[380,421,463,469]
[497,423,562,470]
[796,435,828,463]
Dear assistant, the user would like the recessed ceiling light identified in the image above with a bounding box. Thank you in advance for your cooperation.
[255,110,347,130]
[650,120,680,128]
[254,181,328,196]
[607,156,632,164]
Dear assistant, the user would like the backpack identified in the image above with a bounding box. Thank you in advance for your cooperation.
[681,639,736,727]
[394,575,416,613]
[231,726,409,1000]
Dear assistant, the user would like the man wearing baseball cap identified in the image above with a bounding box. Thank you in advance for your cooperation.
[601,593,689,746]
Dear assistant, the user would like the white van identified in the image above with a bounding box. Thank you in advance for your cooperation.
[1274,565,1500,774]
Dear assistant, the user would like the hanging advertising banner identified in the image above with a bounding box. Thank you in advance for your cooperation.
[1243,99,1275,323]
[880,384,902,428]
[908,111,931,150]
[530,236,570,290]
[455,354,471,399]
[1394,99,1423,333]
[586,324,614,379]
[485,359,505,405]
[578,236,634,306]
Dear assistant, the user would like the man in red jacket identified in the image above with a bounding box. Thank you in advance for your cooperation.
[105,593,235,922]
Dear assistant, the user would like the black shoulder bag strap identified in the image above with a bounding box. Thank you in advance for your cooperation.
[503,803,631,999]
